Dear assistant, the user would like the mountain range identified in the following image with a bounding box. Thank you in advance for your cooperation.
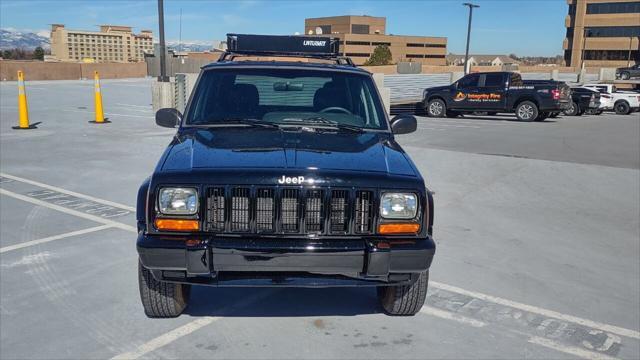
[0,28,50,50]
[1,28,219,53]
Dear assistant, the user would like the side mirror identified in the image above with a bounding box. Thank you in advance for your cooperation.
[390,114,417,135]
[155,108,181,128]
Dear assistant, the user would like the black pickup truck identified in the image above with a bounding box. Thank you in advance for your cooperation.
[564,87,601,116]
[137,34,435,318]
[422,72,571,121]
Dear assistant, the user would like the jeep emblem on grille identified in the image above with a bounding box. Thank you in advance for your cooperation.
[278,175,305,184]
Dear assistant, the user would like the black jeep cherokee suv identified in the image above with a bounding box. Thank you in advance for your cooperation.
[136,34,435,317]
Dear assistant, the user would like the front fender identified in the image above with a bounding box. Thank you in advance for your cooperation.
[137,177,151,232]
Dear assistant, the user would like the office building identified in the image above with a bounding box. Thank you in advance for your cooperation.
[563,0,640,67]
[305,16,447,65]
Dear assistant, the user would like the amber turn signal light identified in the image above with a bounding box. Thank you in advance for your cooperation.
[378,223,420,235]
[155,219,199,231]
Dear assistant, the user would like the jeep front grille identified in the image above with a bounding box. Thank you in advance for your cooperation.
[355,190,374,233]
[231,188,250,231]
[329,190,349,234]
[206,187,225,231]
[204,187,375,235]
[256,188,275,232]
[281,189,300,233]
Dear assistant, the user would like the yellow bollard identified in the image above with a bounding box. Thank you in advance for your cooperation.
[89,71,110,124]
[12,70,37,130]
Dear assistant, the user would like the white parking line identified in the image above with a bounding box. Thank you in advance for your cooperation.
[3,175,639,356]
[0,173,135,212]
[111,317,222,360]
[62,109,153,119]
[0,225,113,254]
[528,336,619,360]
[111,290,273,360]
[420,305,486,327]
[431,281,640,340]
[0,189,136,233]
[115,103,152,109]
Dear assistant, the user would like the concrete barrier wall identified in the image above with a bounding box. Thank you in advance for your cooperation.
[1,61,81,81]
[80,62,147,79]
[0,60,147,81]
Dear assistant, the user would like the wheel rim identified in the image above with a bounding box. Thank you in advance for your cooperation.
[518,104,534,120]
[429,102,443,115]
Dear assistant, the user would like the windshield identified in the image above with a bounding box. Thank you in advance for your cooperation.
[185,68,388,130]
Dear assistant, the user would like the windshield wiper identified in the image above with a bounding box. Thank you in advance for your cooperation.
[190,118,280,129]
[280,117,364,133]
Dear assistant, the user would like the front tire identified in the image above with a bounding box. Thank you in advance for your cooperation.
[138,260,191,318]
[620,72,630,80]
[378,271,429,316]
[515,101,538,122]
[614,101,631,115]
[427,99,446,118]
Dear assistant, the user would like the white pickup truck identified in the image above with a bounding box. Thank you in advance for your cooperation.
[582,84,640,115]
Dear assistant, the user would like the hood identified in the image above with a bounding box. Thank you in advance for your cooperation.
[160,128,416,177]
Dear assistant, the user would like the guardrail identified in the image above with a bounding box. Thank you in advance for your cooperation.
[384,74,451,103]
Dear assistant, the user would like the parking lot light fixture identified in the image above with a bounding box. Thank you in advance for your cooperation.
[157,0,169,82]
[463,2,480,75]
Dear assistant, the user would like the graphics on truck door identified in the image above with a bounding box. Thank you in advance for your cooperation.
[451,73,506,110]
[451,74,479,110]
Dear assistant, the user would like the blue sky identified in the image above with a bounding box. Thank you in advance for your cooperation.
[0,0,568,56]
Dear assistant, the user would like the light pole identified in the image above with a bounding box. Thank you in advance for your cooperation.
[463,2,479,75]
[628,36,633,68]
[580,28,588,71]
[157,0,168,82]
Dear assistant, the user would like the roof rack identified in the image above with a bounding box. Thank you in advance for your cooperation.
[219,33,355,67]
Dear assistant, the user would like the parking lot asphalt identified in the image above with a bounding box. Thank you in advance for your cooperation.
[1,78,639,359]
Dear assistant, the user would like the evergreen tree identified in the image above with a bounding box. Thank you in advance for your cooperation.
[33,46,45,60]
[364,45,392,66]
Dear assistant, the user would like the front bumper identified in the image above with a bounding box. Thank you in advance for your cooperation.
[137,233,436,287]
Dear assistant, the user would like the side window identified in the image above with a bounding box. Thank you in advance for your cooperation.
[484,73,504,87]
[458,74,479,89]
[509,73,523,87]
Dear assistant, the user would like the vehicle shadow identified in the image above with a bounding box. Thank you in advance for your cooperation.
[426,114,562,123]
[184,286,381,317]
[442,114,559,123]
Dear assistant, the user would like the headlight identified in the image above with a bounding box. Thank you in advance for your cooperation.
[380,193,418,219]
[158,187,198,215]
